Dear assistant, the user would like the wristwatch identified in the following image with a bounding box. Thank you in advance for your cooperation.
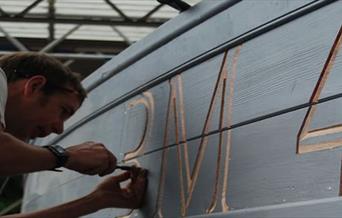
[43,145,69,169]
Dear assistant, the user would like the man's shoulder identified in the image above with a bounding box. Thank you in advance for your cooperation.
[0,68,7,90]
[0,68,6,81]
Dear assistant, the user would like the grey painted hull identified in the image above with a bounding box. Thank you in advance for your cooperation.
[22,0,342,217]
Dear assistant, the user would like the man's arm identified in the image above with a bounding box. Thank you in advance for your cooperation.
[0,130,56,175]
[0,128,117,176]
[2,168,148,218]
[3,193,103,218]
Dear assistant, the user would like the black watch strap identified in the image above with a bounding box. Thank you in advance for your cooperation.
[43,145,69,169]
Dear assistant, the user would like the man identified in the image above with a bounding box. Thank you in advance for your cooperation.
[0,52,147,217]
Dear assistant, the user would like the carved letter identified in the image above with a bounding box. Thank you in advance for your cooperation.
[116,92,154,218]
[124,92,155,163]
[297,26,342,154]
[154,45,242,217]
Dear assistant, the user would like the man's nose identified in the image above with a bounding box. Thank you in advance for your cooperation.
[52,120,64,134]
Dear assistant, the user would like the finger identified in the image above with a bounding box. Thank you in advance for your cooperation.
[110,172,131,191]
[129,166,141,183]
[130,167,147,183]
[95,143,106,149]
[84,167,102,175]
[127,169,147,191]
[99,152,116,177]
[106,152,117,173]
[85,141,95,146]
[112,153,117,168]
[122,187,135,198]
[135,170,147,190]
[85,163,114,176]
[113,171,131,183]
[132,175,148,207]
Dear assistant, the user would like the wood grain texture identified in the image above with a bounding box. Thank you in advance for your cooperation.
[297,26,342,153]
[59,0,319,139]
[22,107,342,217]
[21,1,342,218]
[188,197,342,218]
[227,108,341,210]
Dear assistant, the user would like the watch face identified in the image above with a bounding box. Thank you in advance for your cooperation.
[43,145,69,168]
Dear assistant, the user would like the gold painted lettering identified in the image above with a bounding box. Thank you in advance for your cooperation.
[154,45,242,217]
[297,26,342,154]
[124,92,155,163]
[117,92,154,218]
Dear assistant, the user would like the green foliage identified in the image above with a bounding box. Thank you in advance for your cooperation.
[0,176,23,214]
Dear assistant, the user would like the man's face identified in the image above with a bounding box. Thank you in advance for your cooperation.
[6,76,82,140]
[23,92,81,139]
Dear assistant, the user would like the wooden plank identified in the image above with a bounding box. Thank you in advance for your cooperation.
[62,0,321,135]
[52,1,342,148]
[188,197,342,218]
[22,1,342,217]
[22,107,342,217]
[227,109,341,210]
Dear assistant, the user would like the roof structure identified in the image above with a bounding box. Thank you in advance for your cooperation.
[0,0,201,77]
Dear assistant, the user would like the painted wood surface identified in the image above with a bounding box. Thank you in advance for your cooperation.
[22,0,342,217]
[56,0,319,138]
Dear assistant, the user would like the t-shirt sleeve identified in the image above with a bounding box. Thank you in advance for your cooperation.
[0,68,7,128]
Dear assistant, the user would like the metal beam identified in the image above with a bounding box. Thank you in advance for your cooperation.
[112,26,132,45]
[0,15,165,27]
[40,25,81,53]
[157,0,191,12]
[42,52,114,60]
[14,0,45,18]
[0,177,9,195]
[0,7,9,17]
[104,0,132,21]
[0,51,114,60]
[139,4,164,22]
[48,0,56,41]
[63,59,75,67]
[0,25,28,51]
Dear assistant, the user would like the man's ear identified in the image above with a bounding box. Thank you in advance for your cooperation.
[23,75,47,97]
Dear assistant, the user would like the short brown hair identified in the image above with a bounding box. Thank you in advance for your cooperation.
[0,52,87,103]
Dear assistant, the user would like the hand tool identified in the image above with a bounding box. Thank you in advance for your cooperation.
[116,165,134,171]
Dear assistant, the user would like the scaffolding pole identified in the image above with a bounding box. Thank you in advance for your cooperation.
[40,25,81,53]
[0,25,28,51]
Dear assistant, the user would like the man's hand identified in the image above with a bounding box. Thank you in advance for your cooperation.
[1,167,148,218]
[64,141,117,176]
[91,167,148,209]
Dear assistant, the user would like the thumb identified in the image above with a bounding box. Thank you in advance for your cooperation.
[113,172,131,183]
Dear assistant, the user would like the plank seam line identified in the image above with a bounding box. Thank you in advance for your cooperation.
[47,0,337,145]
[122,92,342,162]
[85,0,242,93]
[186,197,342,218]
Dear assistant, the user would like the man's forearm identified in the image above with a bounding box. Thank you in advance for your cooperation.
[0,131,56,175]
[2,194,102,218]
